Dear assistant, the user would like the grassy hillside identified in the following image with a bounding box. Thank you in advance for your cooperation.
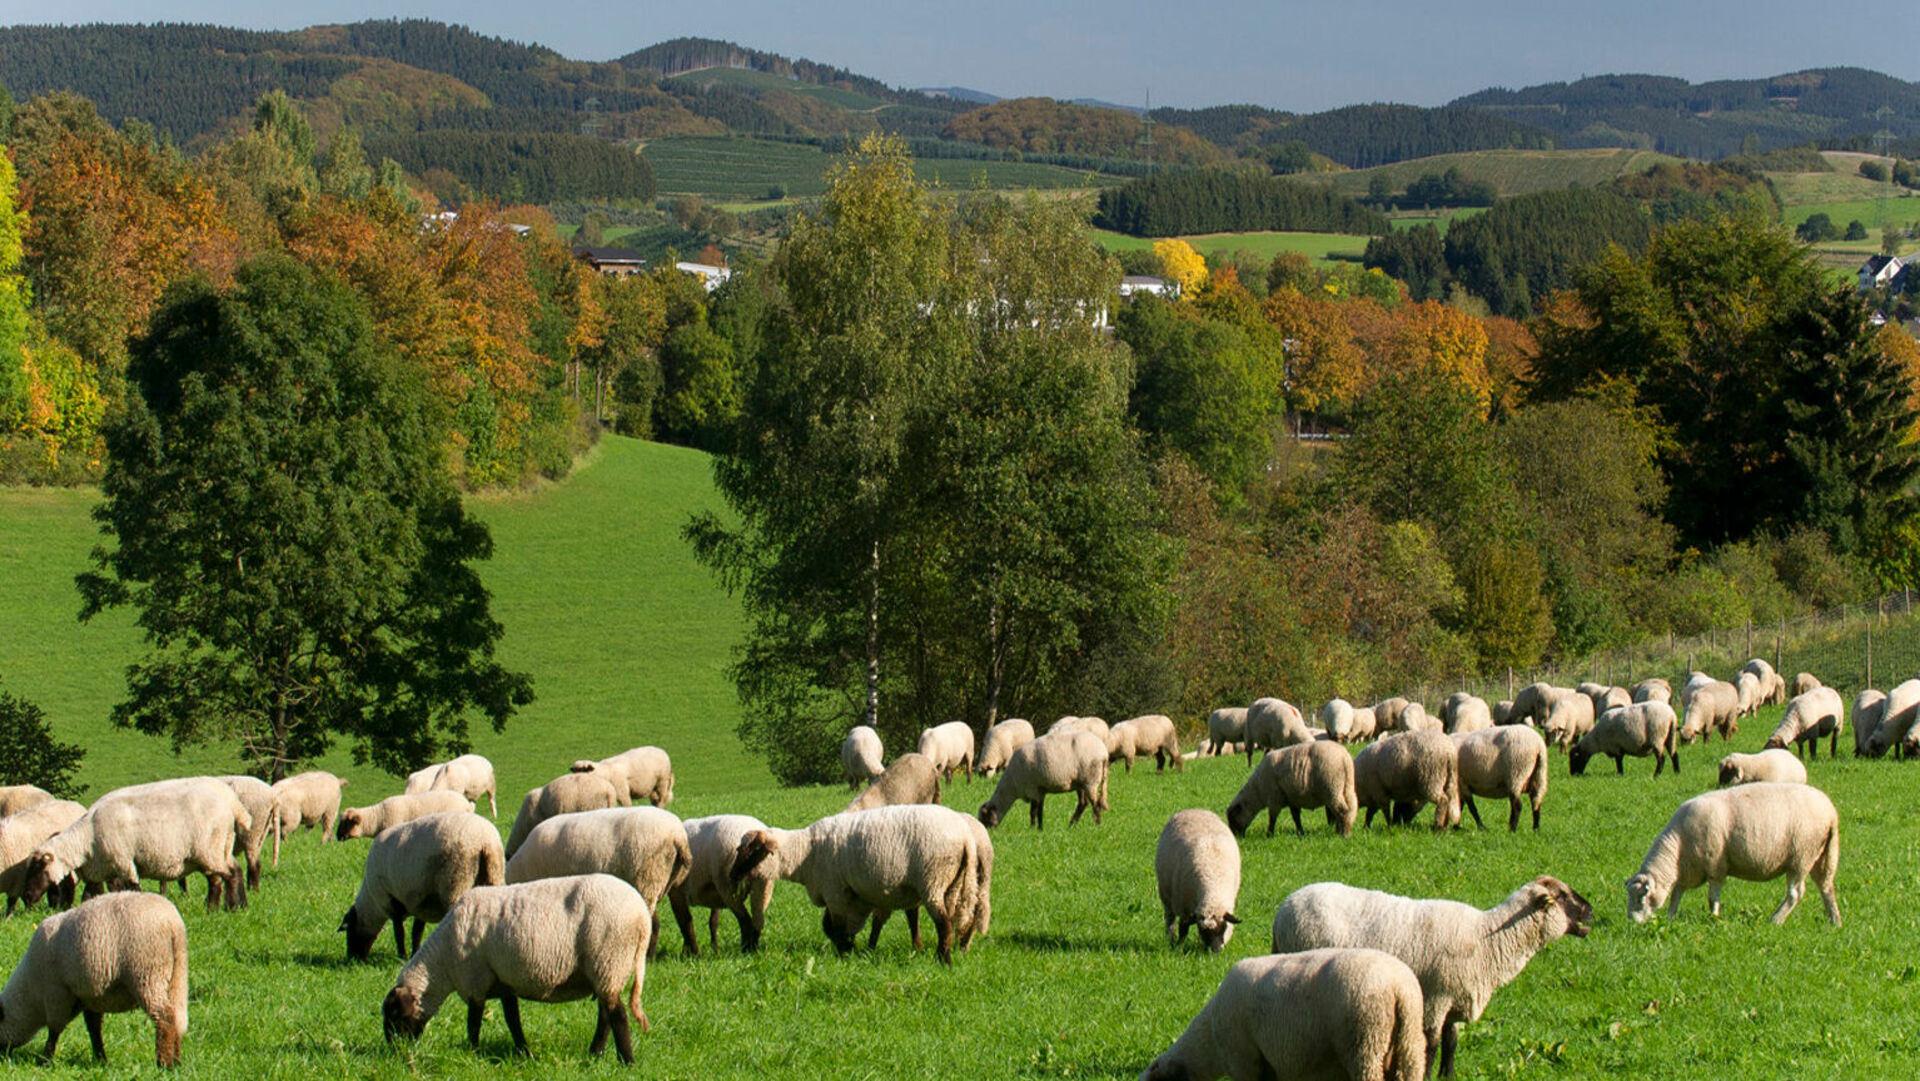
[1305,148,1681,200]
[1090,227,1370,265]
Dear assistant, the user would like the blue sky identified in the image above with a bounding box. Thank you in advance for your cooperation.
[4,0,1913,112]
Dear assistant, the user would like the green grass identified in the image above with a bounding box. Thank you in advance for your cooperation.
[1089,228,1370,266]
[643,137,1123,200]
[1302,149,1682,201]
[662,67,886,112]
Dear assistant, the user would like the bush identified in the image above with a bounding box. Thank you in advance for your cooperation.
[1860,160,1891,183]
[1845,220,1868,242]
[1795,213,1839,242]
[0,683,85,799]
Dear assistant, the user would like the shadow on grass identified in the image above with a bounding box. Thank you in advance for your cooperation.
[1000,929,1159,955]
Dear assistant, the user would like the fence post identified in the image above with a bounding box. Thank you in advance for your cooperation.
[1866,620,1873,690]
[1774,635,1781,677]
[1507,667,1513,701]
[1745,619,1751,659]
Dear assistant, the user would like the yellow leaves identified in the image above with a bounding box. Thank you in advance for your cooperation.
[1152,239,1207,298]
[1873,322,1920,441]
[1379,302,1493,416]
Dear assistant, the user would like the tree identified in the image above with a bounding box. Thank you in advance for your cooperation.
[1795,213,1838,242]
[1120,295,1282,493]
[0,150,29,436]
[1152,238,1207,296]
[1844,220,1869,242]
[77,256,532,779]
[0,682,85,799]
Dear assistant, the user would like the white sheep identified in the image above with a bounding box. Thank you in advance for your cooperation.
[404,765,439,795]
[1270,876,1592,1078]
[505,806,692,958]
[269,771,349,859]
[1204,708,1248,755]
[976,731,1109,830]
[381,873,651,1063]
[1764,686,1845,759]
[0,786,54,818]
[1108,715,1184,773]
[504,772,622,858]
[1373,697,1412,732]
[340,810,505,960]
[1348,705,1379,741]
[1852,689,1889,757]
[1439,693,1491,735]
[0,892,189,1066]
[1678,679,1740,744]
[1451,725,1550,832]
[1568,702,1678,777]
[1631,678,1671,704]
[666,814,776,955]
[1789,672,1822,697]
[422,754,498,818]
[1244,697,1315,763]
[336,791,474,840]
[1626,782,1840,925]
[841,726,886,790]
[1049,715,1111,742]
[1139,948,1427,1081]
[24,779,248,912]
[216,776,277,890]
[1582,684,1631,718]
[0,799,85,915]
[570,746,674,808]
[1354,731,1460,831]
[1319,698,1356,742]
[1510,682,1570,727]
[1155,810,1241,953]
[1225,742,1357,838]
[1741,657,1786,705]
[1541,691,1596,752]
[1718,749,1808,787]
[1398,702,1440,734]
[1734,670,1763,718]
[1863,678,1920,757]
[917,721,978,782]
[1491,700,1515,724]
[846,753,943,812]
[974,718,1035,777]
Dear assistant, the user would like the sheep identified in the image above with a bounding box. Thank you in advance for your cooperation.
[1109,715,1184,773]
[340,810,505,961]
[213,776,277,891]
[269,771,349,858]
[1678,679,1740,744]
[1354,731,1460,831]
[1569,702,1678,777]
[505,806,692,958]
[1540,691,1596,753]
[1741,658,1786,705]
[727,804,989,965]
[570,746,674,808]
[1372,697,1412,732]
[1439,693,1491,735]
[1894,684,1920,760]
[1491,700,1515,725]
[381,873,651,1063]
[504,772,622,858]
[977,731,1109,830]
[1245,697,1315,763]
[841,726,886,790]
[1155,810,1241,953]
[1204,708,1248,755]
[421,755,498,818]
[1397,702,1439,734]
[917,721,978,782]
[0,892,189,1067]
[974,719,1034,777]
[667,815,775,954]
[1790,672,1822,697]
[1853,689,1889,757]
[1510,682,1570,726]
[1631,678,1671,704]
[1626,782,1840,925]
[404,765,439,795]
[1863,678,1920,758]
[1225,742,1357,839]
[1319,698,1356,742]
[1765,686,1846,760]
[336,791,475,840]
[1718,749,1808,787]
[1139,948,1427,1081]
[1348,706,1379,742]
[1270,876,1592,1078]
[0,786,54,818]
[23,779,248,912]
[1581,684,1631,718]
[846,753,942,812]
[1734,671,1763,718]
[0,800,85,915]
[1451,725,1550,831]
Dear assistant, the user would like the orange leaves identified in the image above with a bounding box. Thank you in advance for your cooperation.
[1262,287,1366,413]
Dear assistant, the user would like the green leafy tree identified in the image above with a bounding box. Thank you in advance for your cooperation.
[658,312,740,450]
[1119,296,1282,496]
[1795,212,1838,242]
[1335,371,1518,555]
[77,256,532,779]
[0,682,85,799]
[0,150,29,433]
[1844,220,1869,242]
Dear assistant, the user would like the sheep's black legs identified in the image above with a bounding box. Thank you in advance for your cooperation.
[590,1004,611,1056]
[1462,796,1485,830]
[669,890,699,956]
[84,1011,106,1061]
[609,1006,634,1063]
[1440,1019,1458,1077]
[867,909,890,948]
[42,1018,64,1060]
[500,994,527,1055]
[1290,807,1305,835]
[906,907,922,950]
[410,917,424,955]
[390,917,407,960]
[466,999,484,1048]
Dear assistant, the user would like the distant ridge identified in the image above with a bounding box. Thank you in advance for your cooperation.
[917,86,1000,105]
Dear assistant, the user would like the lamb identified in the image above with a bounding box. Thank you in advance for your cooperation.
[0,786,54,818]
[419,755,499,818]
[917,721,977,782]
[504,772,622,858]
[977,731,1109,830]
[1225,742,1357,838]
[1245,697,1315,763]
[1678,679,1740,744]
[1764,686,1846,759]
[0,892,189,1067]
[1451,726,1550,831]
[1139,948,1427,1081]
[1204,708,1248,755]
[666,815,776,954]
[1109,715,1184,773]
[1718,749,1808,786]
[0,799,85,915]
[269,771,349,858]
[1626,782,1840,925]
[336,791,475,840]
[1568,702,1678,777]
[505,806,692,958]
[1348,705,1379,742]
[381,873,651,1063]
[1853,689,1889,757]
[404,765,438,795]
[216,776,277,890]
[841,726,886,789]
[1631,678,1671,704]
[570,746,674,808]
[22,779,248,912]
[1741,658,1786,706]
[1270,876,1592,1078]
[1155,810,1241,953]
[845,753,942,812]
[1319,698,1356,742]
[1439,693,1491,735]
[727,804,990,965]
[1862,678,1920,758]
[1790,672,1822,697]
[340,810,505,961]
[974,719,1035,777]
[1353,731,1460,831]
[1540,691,1596,753]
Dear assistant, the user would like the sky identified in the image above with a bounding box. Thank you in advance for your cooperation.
[3,0,1914,112]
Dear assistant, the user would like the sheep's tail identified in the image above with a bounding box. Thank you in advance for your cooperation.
[1386,980,1424,1081]
[943,840,974,933]
[168,914,191,1038]
[668,833,693,896]
[1525,747,1549,801]
[477,840,505,887]
[269,803,282,868]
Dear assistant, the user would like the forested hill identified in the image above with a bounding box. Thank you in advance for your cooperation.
[1152,103,1558,168]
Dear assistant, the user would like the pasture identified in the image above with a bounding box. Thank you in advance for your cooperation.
[1302,149,1681,201]
[642,137,1123,201]
[3,438,1920,1077]
[1090,228,1370,266]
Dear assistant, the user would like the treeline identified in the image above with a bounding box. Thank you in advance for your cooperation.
[1149,102,1556,169]
[365,132,656,203]
[943,98,1224,167]
[1094,171,1388,237]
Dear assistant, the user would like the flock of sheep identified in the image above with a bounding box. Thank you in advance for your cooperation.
[0,655,1900,1077]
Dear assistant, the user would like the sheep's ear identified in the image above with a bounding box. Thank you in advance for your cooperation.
[1223,913,1241,925]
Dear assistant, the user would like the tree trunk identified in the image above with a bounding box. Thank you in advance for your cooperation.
[983,600,1004,727]
[864,538,881,729]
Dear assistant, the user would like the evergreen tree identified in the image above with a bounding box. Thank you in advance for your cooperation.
[0,682,85,799]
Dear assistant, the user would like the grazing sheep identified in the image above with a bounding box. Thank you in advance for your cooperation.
[1204,708,1248,755]
[1109,715,1185,773]
[0,892,189,1067]
[0,800,85,915]
[1319,699,1356,742]
[1451,726,1550,831]
[1626,782,1840,925]
[215,776,277,891]
[1541,692,1596,753]
[505,806,692,958]
[667,815,776,955]
[1348,706,1379,742]
[1398,702,1440,734]
[1863,679,1920,758]
[841,727,885,791]
[504,773,622,859]
[404,766,439,795]
[1631,678,1672,704]
[1245,698,1315,763]
[421,755,498,818]
[0,786,54,819]
[974,719,1035,777]
[1491,700,1515,725]
[382,874,651,1063]
[341,811,505,961]
[1271,876,1592,1078]
[1765,687,1846,760]
[1790,672,1822,697]
[1354,731,1460,831]
[269,771,349,858]
[1741,658,1786,706]
[1734,671,1763,718]
[846,753,943,812]
[337,791,474,841]
[1678,679,1741,744]
[1225,742,1357,839]
[1569,702,1678,777]
[1853,689,1889,757]
[917,722,978,783]
[1582,684,1632,718]
[570,747,674,808]
[1155,810,1241,953]
[1718,749,1808,787]
[977,732,1109,830]
[1048,715,1111,744]
[1510,682,1570,727]
[728,804,989,965]
[1372,697,1412,732]
[1139,948,1427,1081]
[24,780,247,912]
[1440,694,1491,735]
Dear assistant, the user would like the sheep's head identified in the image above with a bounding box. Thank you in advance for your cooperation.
[1140,1052,1194,1081]
[1223,797,1254,838]
[569,760,600,775]
[335,811,362,841]
[17,852,60,905]
[1567,743,1592,776]
[976,802,1004,829]
[728,831,778,883]
[382,986,427,1043]
[340,905,380,961]
[1196,912,1239,953]
[1625,872,1665,923]
[1529,876,1592,938]
[1762,735,1786,751]
[1717,759,1742,787]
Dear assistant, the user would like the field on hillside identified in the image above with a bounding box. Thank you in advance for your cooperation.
[643,137,1122,200]
[1303,149,1680,200]
[1090,228,1369,265]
